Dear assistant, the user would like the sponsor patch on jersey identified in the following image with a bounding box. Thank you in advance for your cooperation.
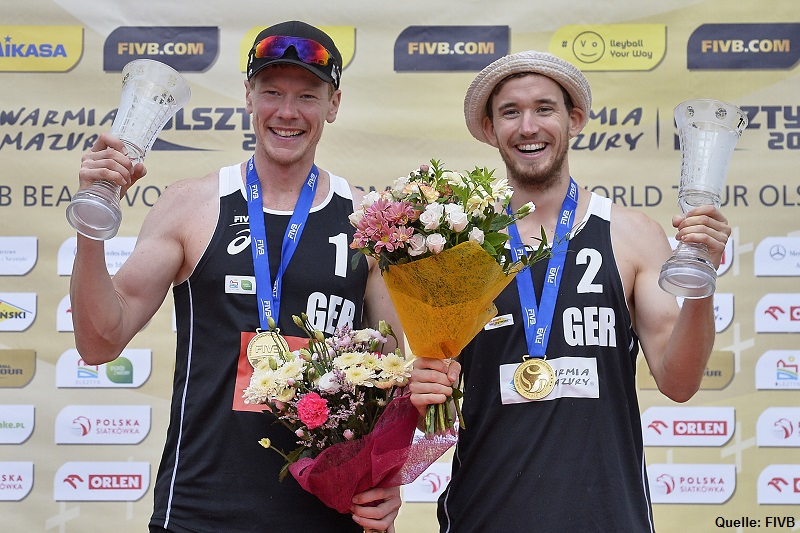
[484,313,513,330]
[499,356,599,404]
[225,275,256,294]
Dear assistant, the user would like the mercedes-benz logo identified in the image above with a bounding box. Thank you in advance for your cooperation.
[770,244,787,260]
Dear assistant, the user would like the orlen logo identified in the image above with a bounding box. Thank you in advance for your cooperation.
[394,26,509,72]
[54,462,150,501]
[0,26,83,72]
[758,465,800,504]
[642,407,734,446]
[688,23,800,69]
[674,420,727,436]
[755,294,800,333]
[103,26,218,72]
[88,474,142,490]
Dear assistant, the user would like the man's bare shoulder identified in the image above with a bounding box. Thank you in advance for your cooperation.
[157,170,222,206]
[609,202,672,262]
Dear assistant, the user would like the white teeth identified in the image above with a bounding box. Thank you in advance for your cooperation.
[519,143,544,151]
[273,128,302,138]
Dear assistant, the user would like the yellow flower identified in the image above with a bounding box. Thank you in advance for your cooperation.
[275,386,297,403]
[344,366,375,386]
[378,352,411,377]
[276,357,304,381]
[362,352,380,369]
[334,351,364,369]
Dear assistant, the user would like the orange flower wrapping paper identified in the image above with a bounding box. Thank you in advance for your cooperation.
[383,241,521,359]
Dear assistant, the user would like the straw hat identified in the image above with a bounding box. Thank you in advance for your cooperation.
[464,50,592,144]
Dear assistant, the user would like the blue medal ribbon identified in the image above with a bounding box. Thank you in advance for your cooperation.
[507,177,578,358]
[245,156,319,328]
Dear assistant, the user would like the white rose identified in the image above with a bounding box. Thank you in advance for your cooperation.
[444,204,469,232]
[442,170,465,187]
[408,233,427,256]
[392,176,410,198]
[419,203,443,230]
[348,210,364,226]
[468,227,485,244]
[361,190,380,207]
[426,233,447,254]
[317,372,341,393]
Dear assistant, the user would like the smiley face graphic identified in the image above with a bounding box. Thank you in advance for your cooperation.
[573,31,605,63]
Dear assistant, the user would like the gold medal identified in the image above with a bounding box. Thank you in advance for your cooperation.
[513,356,555,400]
[246,329,290,368]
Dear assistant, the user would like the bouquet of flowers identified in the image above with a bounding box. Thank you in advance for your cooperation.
[349,159,552,436]
[243,314,449,513]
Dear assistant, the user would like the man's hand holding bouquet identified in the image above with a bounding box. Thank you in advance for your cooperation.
[349,160,551,436]
[243,314,418,518]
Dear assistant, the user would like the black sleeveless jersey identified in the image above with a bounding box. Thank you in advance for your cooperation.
[150,164,368,533]
[439,193,654,532]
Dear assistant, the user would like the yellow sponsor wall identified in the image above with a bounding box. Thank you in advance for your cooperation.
[1,0,798,531]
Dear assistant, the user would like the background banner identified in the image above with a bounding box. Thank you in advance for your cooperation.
[1,0,798,531]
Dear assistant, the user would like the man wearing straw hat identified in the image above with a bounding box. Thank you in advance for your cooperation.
[70,20,400,533]
[410,51,730,531]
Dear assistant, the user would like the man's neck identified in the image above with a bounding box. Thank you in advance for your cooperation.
[245,154,325,210]
[508,172,580,243]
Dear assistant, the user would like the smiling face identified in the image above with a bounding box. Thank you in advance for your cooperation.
[481,73,584,190]
[245,63,340,169]
[572,31,605,64]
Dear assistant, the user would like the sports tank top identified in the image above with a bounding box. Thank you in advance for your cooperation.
[150,164,368,533]
[439,192,654,533]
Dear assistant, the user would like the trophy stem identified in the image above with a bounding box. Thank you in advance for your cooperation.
[658,241,717,299]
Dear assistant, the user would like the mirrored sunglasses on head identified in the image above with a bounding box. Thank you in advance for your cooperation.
[253,35,333,66]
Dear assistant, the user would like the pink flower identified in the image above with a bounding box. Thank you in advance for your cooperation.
[343,429,355,440]
[297,392,329,429]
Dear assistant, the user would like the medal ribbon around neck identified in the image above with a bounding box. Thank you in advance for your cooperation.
[245,156,319,328]
[507,177,578,358]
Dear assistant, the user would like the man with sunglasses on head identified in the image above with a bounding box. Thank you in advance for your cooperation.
[70,20,401,533]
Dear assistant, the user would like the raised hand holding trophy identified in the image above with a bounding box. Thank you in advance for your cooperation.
[658,99,748,298]
[66,59,191,240]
